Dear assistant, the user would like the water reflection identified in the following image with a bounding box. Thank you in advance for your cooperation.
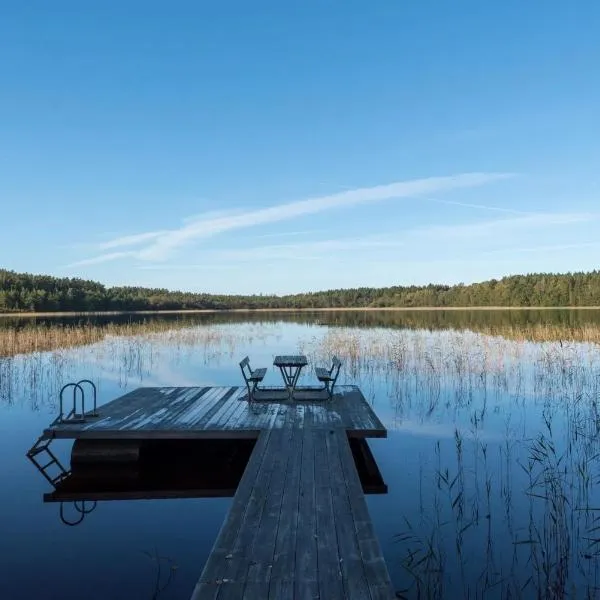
[4,307,600,330]
[3,307,600,357]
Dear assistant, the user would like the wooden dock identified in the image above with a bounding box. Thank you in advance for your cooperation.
[39,385,395,599]
[43,385,387,440]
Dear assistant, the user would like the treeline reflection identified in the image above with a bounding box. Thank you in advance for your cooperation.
[2,308,600,334]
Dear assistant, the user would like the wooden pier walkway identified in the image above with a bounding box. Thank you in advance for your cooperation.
[40,385,395,599]
[192,427,393,599]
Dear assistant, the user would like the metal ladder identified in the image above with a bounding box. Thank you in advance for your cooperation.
[27,379,101,526]
[27,379,99,486]
[26,435,70,487]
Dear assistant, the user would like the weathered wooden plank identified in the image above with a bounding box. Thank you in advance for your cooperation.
[262,401,282,429]
[293,579,319,600]
[246,425,295,582]
[179,387,233,427]
[82,387,163,429]
[267,580,294,600]
[114,388,173,423]
[218,429,287,584]
[202,388,243,429]
[240,582,269,600]
[192,581,270,600]
[314,430,345,599]
[82,387,185,431]
[369,584,397,600]
[294,428,317,586]
[269,416,302,583]
[356,392,386,434]
[325,429,372,599]
[90,387,201,431]
[94,404,152,431]
[226,406,255,432]
[219,393,251,430]
[90,387,154,417]
[156,387,211,427]
[216,582,245,599]
[189,582,219,600]
[164,386,223,428]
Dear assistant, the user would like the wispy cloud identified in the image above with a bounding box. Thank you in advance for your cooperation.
[136,236,404,268]
[407,211,596,240]
[180,209,244,224]
[93,210,243,252]
[138,263,243,271]
[237,212,597,261]
[482,240,600,255]
[70,209,596,271]
[253,229,329,239]
[97,231,167,250]
[71,172,513,266]
[211,235,406,261]
[160,212,595,268]
[422,197,530,215]
[69,251,136,267]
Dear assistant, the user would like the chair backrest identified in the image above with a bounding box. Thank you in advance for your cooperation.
[239,356,251,382]
[330,356,342,384]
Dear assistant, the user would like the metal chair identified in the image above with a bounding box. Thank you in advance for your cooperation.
[239,356,267,401]
[315,356,342,400]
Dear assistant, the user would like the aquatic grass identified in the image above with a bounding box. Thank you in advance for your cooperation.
[0,319,253,358]
[140,547,178,599]
[0,322,268,408]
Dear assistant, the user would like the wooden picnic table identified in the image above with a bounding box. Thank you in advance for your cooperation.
[273,355,308,400]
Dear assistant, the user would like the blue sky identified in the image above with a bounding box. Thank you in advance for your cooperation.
[1,1,599,295]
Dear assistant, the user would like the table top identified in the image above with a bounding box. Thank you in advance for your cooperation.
[273,354,308,367]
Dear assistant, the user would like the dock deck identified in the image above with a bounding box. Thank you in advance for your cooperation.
[38,384,394,599]
[43,385,386,439]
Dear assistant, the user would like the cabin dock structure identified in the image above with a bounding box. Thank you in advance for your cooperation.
[31,385,395,599]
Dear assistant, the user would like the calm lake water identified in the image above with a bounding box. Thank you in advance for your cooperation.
[2,310,600,599]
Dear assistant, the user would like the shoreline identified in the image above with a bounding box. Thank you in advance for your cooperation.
[2,306,600,318]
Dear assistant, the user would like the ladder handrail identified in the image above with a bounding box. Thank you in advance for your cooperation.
[58,382,86,424]
[76,379,98,417]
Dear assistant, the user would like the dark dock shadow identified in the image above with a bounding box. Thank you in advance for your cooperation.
[41,436,387,520]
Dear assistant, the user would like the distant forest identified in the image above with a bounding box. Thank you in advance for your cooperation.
[1,268,600,312]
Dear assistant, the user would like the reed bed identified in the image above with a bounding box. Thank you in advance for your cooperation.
[2,317,600,358]
[0,319,266,358]
[0,321,279,408]
[477,322,600,345]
